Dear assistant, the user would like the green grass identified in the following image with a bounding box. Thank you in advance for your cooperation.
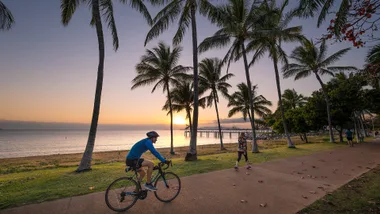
[0,142,346,210]
[298,165,380,214]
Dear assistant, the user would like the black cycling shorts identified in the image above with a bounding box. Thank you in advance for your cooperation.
[126,158,144,170]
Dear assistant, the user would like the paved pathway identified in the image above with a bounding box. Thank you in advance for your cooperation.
[2,140,380,214]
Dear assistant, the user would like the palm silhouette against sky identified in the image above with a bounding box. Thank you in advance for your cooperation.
[228,83,272,123]
[283,39,356,143]
[132,41,191,154]
[199,58,234,150]
[60,0,152,171]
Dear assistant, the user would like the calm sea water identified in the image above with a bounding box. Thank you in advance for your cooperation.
[0,129,240,158]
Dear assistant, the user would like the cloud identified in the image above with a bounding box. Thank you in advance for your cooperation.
[0,120,186,130]
[217,118,250,124]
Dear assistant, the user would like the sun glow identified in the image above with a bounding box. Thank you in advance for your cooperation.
[173,116,186,125]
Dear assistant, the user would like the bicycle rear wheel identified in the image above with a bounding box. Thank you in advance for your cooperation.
[105,177,139,212]
[154,172,181,202]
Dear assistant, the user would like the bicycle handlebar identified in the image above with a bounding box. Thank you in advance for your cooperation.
[158,160,172,170]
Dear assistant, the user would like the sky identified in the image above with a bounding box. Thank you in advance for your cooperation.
[0,0,370,129]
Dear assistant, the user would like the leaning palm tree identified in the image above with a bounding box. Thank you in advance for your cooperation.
[198,0,264,153]
[61,0,152,172]
[199,58,234,150]
[145,0,221,160]
[131,42,191,154]
[283,39,357,143]
[228,83,272,128]
[162,81,207,137]
[0,1,14,30]
[246,0,304,148]
[281,89,307,110]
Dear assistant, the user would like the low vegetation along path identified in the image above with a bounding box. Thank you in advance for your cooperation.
[2,140,380,214]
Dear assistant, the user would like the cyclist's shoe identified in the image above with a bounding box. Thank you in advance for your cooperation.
[234,166,238,170]
[246,165,252,170]
[144,183,157,191]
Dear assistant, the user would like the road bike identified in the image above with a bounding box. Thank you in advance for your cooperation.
[105,160,181,212]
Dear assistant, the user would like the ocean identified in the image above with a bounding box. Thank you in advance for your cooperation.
[0,129,240,159]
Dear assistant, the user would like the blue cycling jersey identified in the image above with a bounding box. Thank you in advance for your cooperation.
[126,138,166,162]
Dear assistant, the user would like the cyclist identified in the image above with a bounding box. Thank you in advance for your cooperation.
[345,129,354,147]
[126,131,168,191]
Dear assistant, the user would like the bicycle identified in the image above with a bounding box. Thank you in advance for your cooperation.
[105,160,181,212]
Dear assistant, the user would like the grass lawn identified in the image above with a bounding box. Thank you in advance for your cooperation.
[298,165,380,214]
[0,138,347,210]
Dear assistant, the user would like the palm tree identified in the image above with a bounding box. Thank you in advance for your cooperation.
[199,58,234,150]
[283,39,357,143]
[131,42,191,155]
[198,0,265,153]
[246,0,304,148]
[228,83,272,127]
[281,89,307,110]
[0,1,14,30]
[145,0,220,160]
[61,0,152,172]
[162,81,207,137]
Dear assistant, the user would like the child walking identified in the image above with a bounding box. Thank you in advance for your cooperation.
[234,133,251,170]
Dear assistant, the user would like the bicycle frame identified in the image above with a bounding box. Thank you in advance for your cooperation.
[127,161,169,194]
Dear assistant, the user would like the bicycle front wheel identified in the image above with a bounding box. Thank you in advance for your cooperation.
[154,172,181,202]
[105,177,139,212]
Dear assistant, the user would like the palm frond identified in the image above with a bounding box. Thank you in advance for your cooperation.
[294,69,313,80]
[100,0,119,50]
[320,47,351,67]
[198,34,231,53]
[61,0,81,26]
[326,66,357,72]
[144,1,181,46]
[317,0,335,27]
[320,68,335,76]
[172,3,191,45]
[121,0,153,25]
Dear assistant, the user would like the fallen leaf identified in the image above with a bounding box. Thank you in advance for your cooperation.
[259,203,267,207]
[318,186,325,191]
[366,167,372,169]
[312,166,316,168]
[246,172,250,175]
[301,176,305,179]
[258,180,264,183]
[302,195,308,199]
[324,184,331,186]
[297,172,303,174]
[240,200,247,203]
[309,191,317,194]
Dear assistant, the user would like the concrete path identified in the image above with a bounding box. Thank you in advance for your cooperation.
[2,140,380,214]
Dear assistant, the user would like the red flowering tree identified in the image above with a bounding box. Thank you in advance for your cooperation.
[297,0,380,47]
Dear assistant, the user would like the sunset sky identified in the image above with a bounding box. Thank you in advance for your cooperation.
[0,0,369,128]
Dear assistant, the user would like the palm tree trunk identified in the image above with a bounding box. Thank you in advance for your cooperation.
[241,44,259,153]
[76,0,104,172]
[213,91,225,150]
[166,83,174,155]
[303,133,308,143]
[186,5,198,161]
[359,112,367,137]
[272,58,295,148]
[353,115,360,143]
[186,107,192,137]
[314,72,335,143]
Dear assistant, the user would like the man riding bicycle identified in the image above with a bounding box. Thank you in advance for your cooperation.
[126,131,168,191]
